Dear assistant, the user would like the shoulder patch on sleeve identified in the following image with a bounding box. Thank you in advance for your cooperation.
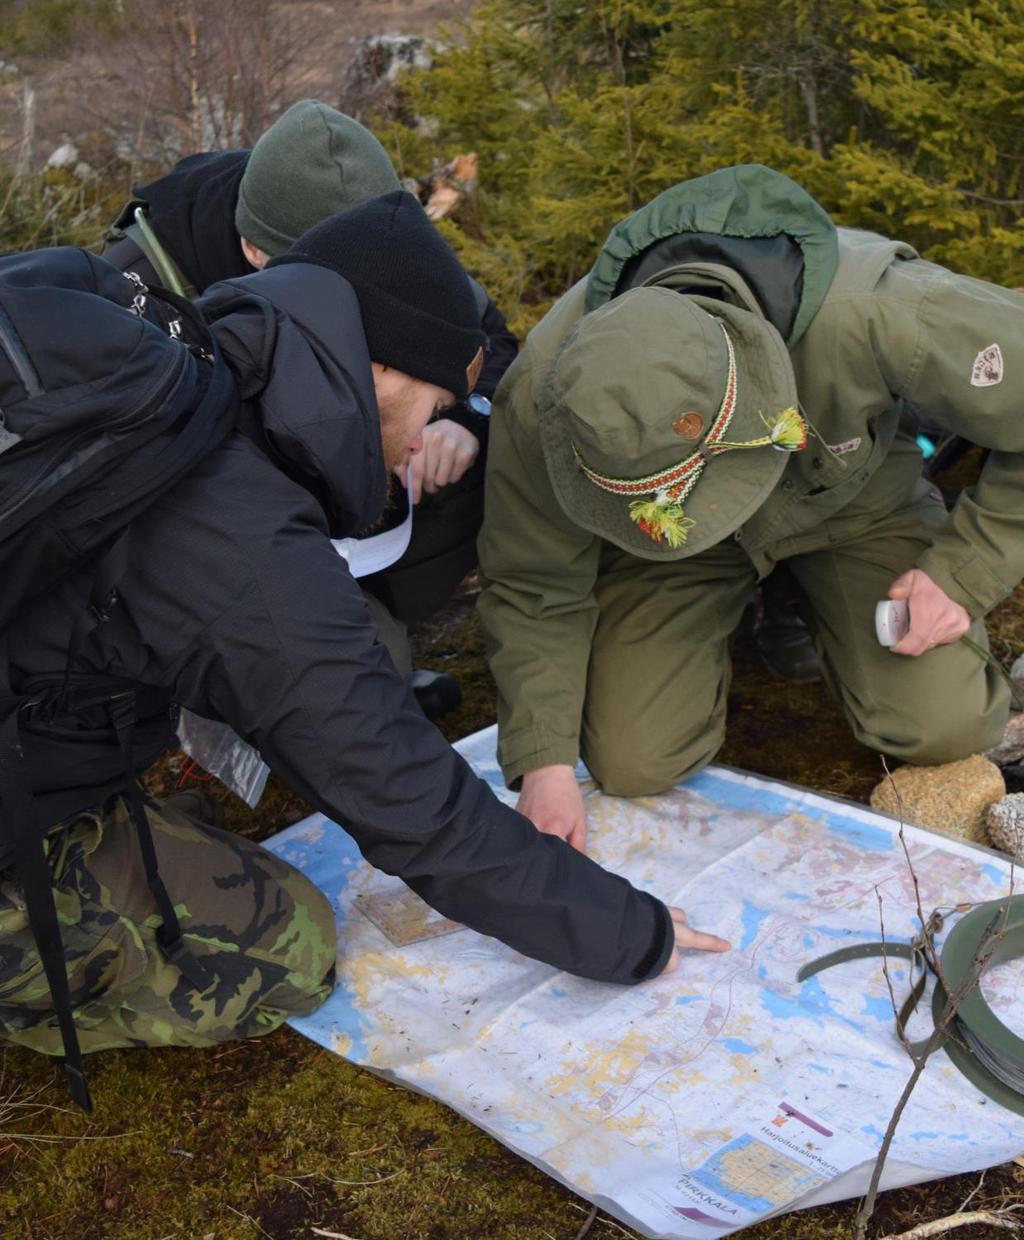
[971,343,1004,387]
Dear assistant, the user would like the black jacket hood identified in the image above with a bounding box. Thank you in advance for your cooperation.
[198,263,387,538]
[120,150,253,294]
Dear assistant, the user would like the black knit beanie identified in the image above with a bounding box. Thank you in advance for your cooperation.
[271,191,486,398]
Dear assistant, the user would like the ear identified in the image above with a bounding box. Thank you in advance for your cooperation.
[240,236,270,269]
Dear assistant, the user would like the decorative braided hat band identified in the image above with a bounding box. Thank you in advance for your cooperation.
[572,323,807,548]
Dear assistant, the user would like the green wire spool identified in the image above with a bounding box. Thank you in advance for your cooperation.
[933,894,1024,1115]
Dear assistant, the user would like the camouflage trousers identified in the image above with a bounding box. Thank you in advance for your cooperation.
[0,796,336,1054]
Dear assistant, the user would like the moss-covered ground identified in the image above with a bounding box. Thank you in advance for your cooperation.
[3,499,1024,1238]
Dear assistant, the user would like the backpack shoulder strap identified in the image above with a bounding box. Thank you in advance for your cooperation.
[0,642,91,1110]
[123,208,198,301]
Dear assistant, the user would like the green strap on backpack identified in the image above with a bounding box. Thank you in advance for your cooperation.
[123,207,199,300]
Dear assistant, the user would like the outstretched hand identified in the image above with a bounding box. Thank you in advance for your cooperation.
[660,907,731,973]
[888,568,970,656]
[404,419,479,504]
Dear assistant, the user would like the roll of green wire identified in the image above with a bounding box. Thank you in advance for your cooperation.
[796,895,1024,1115]
[933,894,1024,1113]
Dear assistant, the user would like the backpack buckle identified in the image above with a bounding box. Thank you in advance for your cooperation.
[89,588,118,626]
[107,689,136,733]
[124,271,148,317]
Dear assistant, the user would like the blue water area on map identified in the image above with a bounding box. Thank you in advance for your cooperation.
[676,995,702,1006]
[721,1038,758,1054]
[762,976,862,1033]
[981,864,1010,886]
[264,820,370,1060]
[862,994,898,1022]
[823,818,895,853]
[810,923,909,943]
[861,1123,885,1143]
[691,1134,820,1214]
[740,902,772,949]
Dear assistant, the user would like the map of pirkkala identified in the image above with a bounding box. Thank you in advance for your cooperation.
[266,726,1024,1239]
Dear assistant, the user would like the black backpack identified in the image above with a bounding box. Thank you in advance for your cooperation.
[0,246,239,1109]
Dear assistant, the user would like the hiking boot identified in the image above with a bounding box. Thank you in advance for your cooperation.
[409,669,462,720]
[755,566,821,683]
[755,606,821,683]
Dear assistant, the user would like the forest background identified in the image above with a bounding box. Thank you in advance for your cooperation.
[2,1,1024,1238]
[3,0,1024,325]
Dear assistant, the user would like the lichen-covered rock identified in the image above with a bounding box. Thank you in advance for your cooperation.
[987,793,1024,859]
[869,754,1005,844]
[984,712,1024,766]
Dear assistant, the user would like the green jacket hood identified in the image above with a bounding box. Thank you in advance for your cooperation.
[585,164,838,347]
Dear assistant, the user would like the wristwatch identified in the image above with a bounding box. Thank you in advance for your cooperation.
[467,393,492,416]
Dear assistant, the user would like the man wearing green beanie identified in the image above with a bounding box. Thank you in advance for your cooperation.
[104,100,518,720]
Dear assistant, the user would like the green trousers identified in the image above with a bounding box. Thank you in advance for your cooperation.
[581,438,1010,796]
[0,797,335,1055]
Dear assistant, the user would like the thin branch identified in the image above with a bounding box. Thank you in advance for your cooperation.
[225,1205,274,1240]
[855,757,1016,1238]
[953,189,1024,207]
[853,906,1008,1238]
[574,1203,599,1240]
[877,1208,1022,1239]
[875,884,911,1052]
[956,1168,986,1213]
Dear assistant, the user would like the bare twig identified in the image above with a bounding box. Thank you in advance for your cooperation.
[877,1207,1023,1238]
[225,1204,274,1240]
[956,1168,986,1213]
[568,1200,637,1238]
[875,884,912,1052]
[310,1229,364,1240]
[324,1170,403,1187]
[881,757,939,974]
[854,905,1008,1238]
[573,1203,599,1239]
[0,1130,143,1144]
[854,758,1016,1238]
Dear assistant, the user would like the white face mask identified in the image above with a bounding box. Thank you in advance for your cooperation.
[331,466,413,578]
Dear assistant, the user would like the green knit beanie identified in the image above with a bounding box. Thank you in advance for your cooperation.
[235,100,400,258]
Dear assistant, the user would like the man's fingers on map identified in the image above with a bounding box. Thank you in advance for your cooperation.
[661,906,731,972]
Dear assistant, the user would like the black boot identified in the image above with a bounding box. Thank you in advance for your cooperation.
[755,567,821,683]
[409,669,462,720]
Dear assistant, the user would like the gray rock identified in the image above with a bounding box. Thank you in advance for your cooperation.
[985,712,1024,767]
[986,793,1024,859]
[46,142,78,169]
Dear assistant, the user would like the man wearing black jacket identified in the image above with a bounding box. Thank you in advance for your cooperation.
[0,194,727,1059]
[104,99,518,716]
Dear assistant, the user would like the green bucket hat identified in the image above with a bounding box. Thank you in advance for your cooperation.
[537,287,803,560]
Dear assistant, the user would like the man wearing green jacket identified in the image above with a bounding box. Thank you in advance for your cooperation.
[478,165,1016,850]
